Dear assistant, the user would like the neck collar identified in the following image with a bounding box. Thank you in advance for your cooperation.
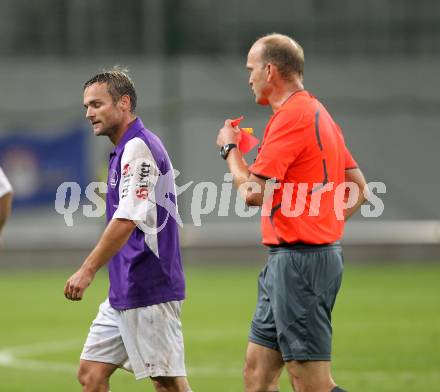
[111,117,144,155]
[280,88,305,108]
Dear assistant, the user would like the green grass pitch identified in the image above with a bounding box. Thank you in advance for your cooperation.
[1,263,439,391]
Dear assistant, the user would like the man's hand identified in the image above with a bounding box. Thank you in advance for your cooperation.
[216,119,241,147]
[64,267,95,301]
[62,218,136,302]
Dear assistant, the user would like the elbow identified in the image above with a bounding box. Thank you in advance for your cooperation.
[245,192,263,207]
[360,193,368,205]
[361,183,370,204]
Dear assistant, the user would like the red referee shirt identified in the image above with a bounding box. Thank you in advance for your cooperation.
[249,91,358,245]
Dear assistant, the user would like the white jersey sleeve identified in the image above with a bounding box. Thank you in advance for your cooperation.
[113,138,161,256]
[113,137,160,222]
[0,167,12,198]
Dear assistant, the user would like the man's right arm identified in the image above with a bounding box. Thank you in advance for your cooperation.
[344,168,368,220]
[64,217,136,301]
[0,168,13,236]
[0,191,13,235]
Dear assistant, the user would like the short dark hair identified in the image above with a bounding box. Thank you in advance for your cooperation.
[84,67,137,112]
[259,34,304,81]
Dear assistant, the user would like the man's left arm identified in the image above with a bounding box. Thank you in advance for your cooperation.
[64,218,136,301]
[344,167,368,220]
[217,120,266,206]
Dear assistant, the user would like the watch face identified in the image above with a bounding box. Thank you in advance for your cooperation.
[220,144,236,159]
[220,145,229,159]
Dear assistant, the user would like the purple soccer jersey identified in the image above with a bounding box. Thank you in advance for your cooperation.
[106,118,185,310]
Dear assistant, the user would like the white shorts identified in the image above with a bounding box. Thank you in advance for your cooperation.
[80,299,187,380]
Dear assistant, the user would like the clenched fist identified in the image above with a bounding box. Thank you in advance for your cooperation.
[64,267,95,301]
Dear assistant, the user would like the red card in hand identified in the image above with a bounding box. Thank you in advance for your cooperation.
[231,116,244,128]
[239,132,260,154]
[230,116,260,154]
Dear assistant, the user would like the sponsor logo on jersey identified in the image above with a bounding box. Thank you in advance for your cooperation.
[135,161,151,200]
[121,163,134,199]
[109,169,118,189]
[135,187,149,200]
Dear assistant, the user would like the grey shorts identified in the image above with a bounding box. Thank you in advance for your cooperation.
[249,242,343,362]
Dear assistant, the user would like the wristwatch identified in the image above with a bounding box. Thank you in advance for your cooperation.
[220,143,237,160]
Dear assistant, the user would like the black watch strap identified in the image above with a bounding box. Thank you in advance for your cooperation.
[220,143,237,160]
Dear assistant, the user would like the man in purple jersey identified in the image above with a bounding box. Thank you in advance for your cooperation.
[64,68,192,392]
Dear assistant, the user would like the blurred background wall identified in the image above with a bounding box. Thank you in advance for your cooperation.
[0,0,439,266]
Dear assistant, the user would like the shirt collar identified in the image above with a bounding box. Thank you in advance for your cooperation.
[278,89,307,112]
[110,117,144,156]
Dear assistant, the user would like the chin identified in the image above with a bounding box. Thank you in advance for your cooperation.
[94,128,107,136]
[256,97,270,106]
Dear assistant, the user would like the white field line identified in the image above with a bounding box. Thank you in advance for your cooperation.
[0,339,242,377]
[1,339,82,356]
[0,356,78,373]
[0,340,80,374]
[1,340,440,381]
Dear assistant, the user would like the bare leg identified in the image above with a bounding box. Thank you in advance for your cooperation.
[243,342,284,392]
[151,376,191,392]
[285,360,336,392]
[77,360,119,392]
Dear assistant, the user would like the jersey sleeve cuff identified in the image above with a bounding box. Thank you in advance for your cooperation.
[0,187,12,198]
[113,208,144,222]
[249,168,278,181]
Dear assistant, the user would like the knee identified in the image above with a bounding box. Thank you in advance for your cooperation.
[77,365,88,387]
[243,359,276,392]
[243,358,257,387]
[77,364,108,390]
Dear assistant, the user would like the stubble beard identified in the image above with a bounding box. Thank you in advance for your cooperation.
[94,121,118,138]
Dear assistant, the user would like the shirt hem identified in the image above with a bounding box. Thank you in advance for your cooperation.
[109,294,185,311]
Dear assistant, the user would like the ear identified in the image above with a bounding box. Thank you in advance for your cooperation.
[266,63,274,82]
[119,95,131,111]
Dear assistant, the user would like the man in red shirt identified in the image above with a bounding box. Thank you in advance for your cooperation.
[217,33,367,392]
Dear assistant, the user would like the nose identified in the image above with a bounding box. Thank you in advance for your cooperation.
[85,106,94,120]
